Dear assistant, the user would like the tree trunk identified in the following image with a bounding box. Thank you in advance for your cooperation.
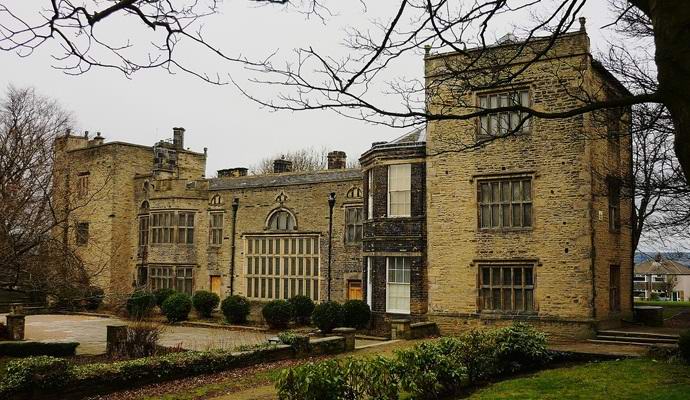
[634,0,690,181]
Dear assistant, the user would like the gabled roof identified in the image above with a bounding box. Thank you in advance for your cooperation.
[635,254,690,275]
[209,168,361,191]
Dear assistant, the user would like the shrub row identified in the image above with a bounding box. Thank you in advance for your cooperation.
[0,345,284,397]
[127,290,221,322]
[262,298,371,332]
[0,341,79,357]
[276,323,552,400]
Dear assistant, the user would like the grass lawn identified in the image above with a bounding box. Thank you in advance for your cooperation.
[468,359,690,400]
[635,301,690,319]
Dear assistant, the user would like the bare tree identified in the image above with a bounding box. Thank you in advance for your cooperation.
[250,147,329,174]
[1,1,689,180]
[0,85,110,306]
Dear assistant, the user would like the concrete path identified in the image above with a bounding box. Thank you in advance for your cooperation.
[22,314,272,355]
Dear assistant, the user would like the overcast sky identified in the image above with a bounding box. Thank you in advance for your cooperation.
[0,1,620,174]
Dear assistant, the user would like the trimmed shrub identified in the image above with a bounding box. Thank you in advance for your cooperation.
[0,356,70,393]
[278,330,298,345]
[126,290,156,319]
[192,290,220,318]
[0,341,79,357]
[275,324,553,400]
[84,286,105,310]
[311,301,344,333]
[679,329,690,363]
[395,339,466,399]
[161,293,192,323]
[154,288,176,308]
[277,359,345,400]
[262,300,294,329]
[342,300,371,329]
[221,295,251,324]
[288,295,315,325]
[492,323,551,373]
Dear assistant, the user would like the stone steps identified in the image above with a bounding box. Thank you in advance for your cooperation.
[588,330,679,347]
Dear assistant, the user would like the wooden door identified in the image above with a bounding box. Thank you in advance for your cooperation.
[210,276,222,297]
[347,280,363,301]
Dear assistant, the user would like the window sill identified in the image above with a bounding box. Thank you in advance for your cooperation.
[478,227,533,233]
[479,311,538,318]
[386,309,411,315]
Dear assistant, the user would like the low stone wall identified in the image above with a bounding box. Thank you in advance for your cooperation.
[390,320,439,340]
[5,332,351,400]
[428,313,596,339]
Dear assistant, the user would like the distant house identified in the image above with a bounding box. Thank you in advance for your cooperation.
[634,254,690,301]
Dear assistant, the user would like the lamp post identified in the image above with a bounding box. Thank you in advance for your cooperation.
[327,192,336,302]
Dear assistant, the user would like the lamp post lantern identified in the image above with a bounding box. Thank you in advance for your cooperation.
[327,192,336,302]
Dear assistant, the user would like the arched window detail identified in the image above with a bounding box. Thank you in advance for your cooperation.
[346,186,363,199]
[139,201,150,214]
[266,209,296,231]
[210,194,222,205]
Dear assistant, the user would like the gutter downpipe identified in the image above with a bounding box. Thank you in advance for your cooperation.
[230,198,239,295]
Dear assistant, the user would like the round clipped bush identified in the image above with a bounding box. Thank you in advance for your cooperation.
[311,301,344,333]
[84,286,105,311]
[161,293,193,323]
[262,300,294,329]
[342,300,371,329]
[679,329,690,363]
[192,290,220,318]
[221,295,251,324]
[126,290,156,319]
[154,288,176,308]
[289,295,315,325]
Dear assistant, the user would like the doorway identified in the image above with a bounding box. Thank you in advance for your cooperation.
[210,275,222,297]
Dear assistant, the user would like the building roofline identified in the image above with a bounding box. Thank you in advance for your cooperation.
[209,168,362,191]
[65,140,206,156]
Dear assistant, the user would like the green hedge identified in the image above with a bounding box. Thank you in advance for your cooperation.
[276,323,552,400]
[0,345,287,397]
[0,341,79,357]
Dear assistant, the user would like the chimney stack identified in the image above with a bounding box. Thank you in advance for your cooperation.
[327,151,347,170]
[173,127,185,149]
[218,167,248,178]
[273,158,292,174]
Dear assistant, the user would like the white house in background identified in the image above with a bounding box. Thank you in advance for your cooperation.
[634,254,690,301]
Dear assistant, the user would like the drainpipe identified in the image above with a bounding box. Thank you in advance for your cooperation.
[229,198,239,295]
[327,192,336,302]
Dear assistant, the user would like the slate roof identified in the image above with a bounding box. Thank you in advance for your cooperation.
[209,168,362,191]
[635,254,690,275]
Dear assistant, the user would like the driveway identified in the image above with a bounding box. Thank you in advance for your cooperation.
[21,314,272,355]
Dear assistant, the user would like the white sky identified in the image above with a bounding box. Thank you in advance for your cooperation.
[6,2,683,252]
[0,1,618,174]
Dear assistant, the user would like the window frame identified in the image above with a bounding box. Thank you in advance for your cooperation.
[149,265,194,295]
[177,212,195,244]
[245,235,321,302]
[477,89,531,139]
[75,222,89,246]
[387,164,412,218]
[608,178,621,233]
[267,209,296,231]
[150,211,175,244]
[386,256,411,314]
[477,177,533,230]
[479,263,536,314]
[209,211,224,246]
[138,215,149,254]
[344,206,363,244]
[76,172,90,199]
[367,169,374,220]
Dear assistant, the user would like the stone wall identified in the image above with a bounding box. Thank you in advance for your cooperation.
[423,29,632,337]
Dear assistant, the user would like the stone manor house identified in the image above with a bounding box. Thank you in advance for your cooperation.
[53,25,633,337]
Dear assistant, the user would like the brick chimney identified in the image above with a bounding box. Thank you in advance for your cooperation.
[273,158,292,173]
[172,127,185,149]
[88,132,105,147]
[218,167,248,178]
[327,151,347,170]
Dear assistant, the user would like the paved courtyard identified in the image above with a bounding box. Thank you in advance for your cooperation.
[22,314,272,355]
